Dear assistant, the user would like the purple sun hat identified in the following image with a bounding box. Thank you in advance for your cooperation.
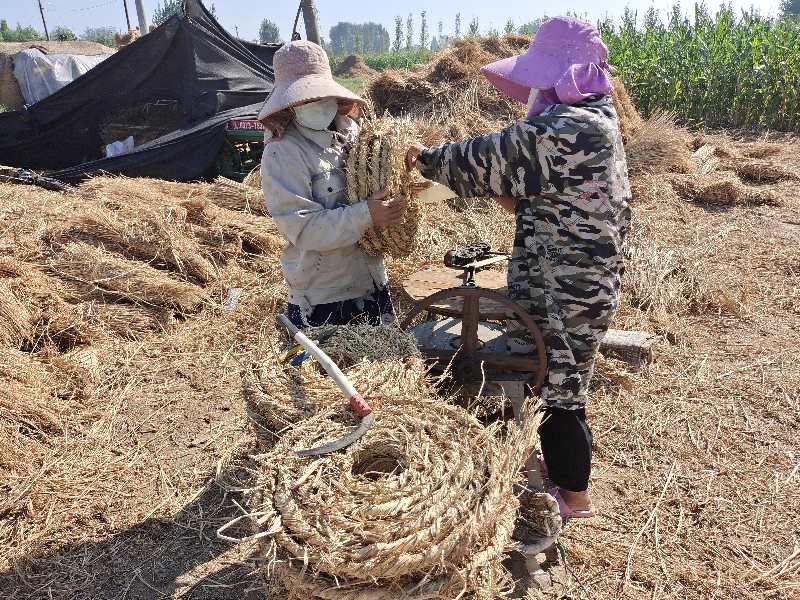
[481,17,613,115]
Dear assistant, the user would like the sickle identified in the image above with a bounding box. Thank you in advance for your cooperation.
[277,315,374,457]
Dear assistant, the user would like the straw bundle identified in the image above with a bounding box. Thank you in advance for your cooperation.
[181,197,283,257]
[726,159,799,184]
[0,281,32,348]
[669,172,780,206]
[740,143,782,159]
[242,166,263,191]
[610,77,643,143]
[50,242,207,313]
[78,175,205,207]
[208,176,264,214]
[344,116,426,258]
[113,28,140,46]
[78,301,175,339]
[367,36,528,122]
[244,397,538,599]
[625,111,693,177]
[29,300,105,352]
[333,54,377,78]
[64,204,218,284]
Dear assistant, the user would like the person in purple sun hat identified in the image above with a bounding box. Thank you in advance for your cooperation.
[407,17,632,519]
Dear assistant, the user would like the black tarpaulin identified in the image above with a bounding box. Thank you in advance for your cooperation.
[0,0,279,182]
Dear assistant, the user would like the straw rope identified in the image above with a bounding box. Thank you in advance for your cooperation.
[345,117,426,259]
[244,396,539,599]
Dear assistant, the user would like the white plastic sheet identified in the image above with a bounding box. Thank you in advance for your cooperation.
[13,48,113,106]
[105,135,135,158]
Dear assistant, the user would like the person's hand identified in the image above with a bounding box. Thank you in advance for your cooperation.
[367,188,407,227]
[405,143,426,172]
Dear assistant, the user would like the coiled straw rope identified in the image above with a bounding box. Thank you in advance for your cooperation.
[345,116,426,259]
[243,396,540,599]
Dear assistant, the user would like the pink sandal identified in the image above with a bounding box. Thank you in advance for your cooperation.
[548,487,595,519]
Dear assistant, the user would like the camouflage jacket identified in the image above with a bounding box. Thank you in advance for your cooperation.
[417,95,631,275]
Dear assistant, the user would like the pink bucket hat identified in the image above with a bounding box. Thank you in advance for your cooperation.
[481,17,613,115]
[258,41,365,123]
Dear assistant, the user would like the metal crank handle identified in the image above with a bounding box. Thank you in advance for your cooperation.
[276,315,372,416]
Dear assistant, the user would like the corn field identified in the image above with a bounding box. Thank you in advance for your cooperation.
[599,6,800,130]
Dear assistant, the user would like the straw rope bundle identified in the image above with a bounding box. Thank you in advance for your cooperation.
[49,242,207,313]
[244,397,539,599]
[344,116,427,258]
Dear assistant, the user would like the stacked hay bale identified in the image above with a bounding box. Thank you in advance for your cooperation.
[368,36,528,127]
[333,54,377,79]
[244,394,539,599]
[344,115,428,258]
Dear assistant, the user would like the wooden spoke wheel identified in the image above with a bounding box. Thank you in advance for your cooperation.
[400,286,547,392]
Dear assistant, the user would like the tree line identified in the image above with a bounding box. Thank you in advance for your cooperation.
[327,14,550,57]
[0,1,214,46]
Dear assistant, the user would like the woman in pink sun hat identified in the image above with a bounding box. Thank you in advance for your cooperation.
[407,17,631,519]
[259,41,407,330]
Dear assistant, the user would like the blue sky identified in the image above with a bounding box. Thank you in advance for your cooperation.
[4,0,782,42]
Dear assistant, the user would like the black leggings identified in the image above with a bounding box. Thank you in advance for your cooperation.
[538,407,593,492]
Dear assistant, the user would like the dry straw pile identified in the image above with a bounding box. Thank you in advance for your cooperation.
[305,322,421,365]
[244,328,426,437]
[344,115,428,258]
[368,37,528,137]
[244,395,539,599]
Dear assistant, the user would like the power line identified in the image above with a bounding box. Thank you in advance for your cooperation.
[44,0,117,13]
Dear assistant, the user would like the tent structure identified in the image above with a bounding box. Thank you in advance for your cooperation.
[0,0,279,182]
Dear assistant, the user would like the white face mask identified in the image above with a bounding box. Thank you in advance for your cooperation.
[294,98,339,130]
[526,87,540,113]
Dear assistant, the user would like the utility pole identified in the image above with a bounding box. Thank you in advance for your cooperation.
[37,0,50,41]
[134,0,148,34]
[122,0,132,31]
[300,0,321,45]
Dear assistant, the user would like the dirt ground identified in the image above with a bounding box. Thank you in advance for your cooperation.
[1,134,799,599]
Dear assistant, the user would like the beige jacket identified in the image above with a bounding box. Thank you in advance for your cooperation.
[262,115,388,311]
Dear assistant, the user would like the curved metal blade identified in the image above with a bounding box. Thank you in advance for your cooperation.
[293,412,375,457]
